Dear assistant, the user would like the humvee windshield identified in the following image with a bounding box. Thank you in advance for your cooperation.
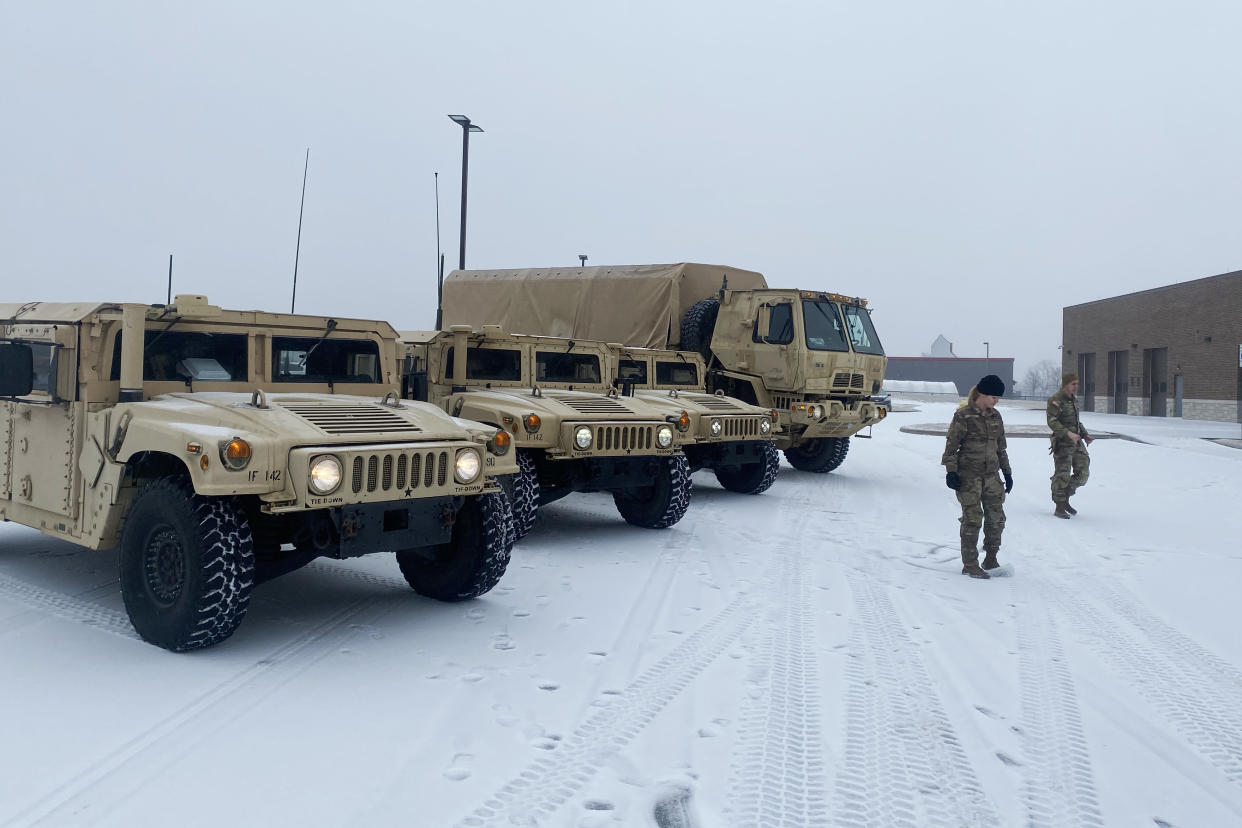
[802,301,849,352]
[656,360,697,386]
[536,351,601,384]
[840,305,885,355]
[443,346,522,382]
[618,359,648,384]
[110,330,249,382]
[272,336,380,383]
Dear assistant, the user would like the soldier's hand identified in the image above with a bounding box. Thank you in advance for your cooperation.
[1083,434,1094,445]
[1068,431,1081,444]
[945,471,961,490]
[1003,471,1013,493]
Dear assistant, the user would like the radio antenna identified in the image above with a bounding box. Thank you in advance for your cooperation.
[435,172,444,329]
[167,254,173,304]
[290,148,310,313]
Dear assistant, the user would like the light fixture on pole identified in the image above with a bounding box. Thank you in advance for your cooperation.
[448,115,483,270]
[983,341,990,375]
[578,254,588,267]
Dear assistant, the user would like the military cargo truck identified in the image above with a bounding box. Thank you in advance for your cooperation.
[400,326,694,538]
[0,296,516,651]
[442,263,889,473]
[609,344,781,495]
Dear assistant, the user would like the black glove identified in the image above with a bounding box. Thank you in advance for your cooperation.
[945,471,961,490]
[1003,471,1013,493]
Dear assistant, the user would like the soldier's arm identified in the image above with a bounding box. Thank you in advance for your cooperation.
[941,412,965,471]
[996,413,1012,474]
[1046,396,1068,437]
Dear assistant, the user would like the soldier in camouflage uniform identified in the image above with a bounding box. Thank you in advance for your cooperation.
[1047,372,1093,518]
[941,375,1013,579]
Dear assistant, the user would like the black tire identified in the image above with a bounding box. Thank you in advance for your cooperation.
[397,492,513,601]
[783,436,850,473]
[503,450,540,540]
[680,298,720,359]
[612,455,693,529]
[119,478,255,651]
[714,441,780,494]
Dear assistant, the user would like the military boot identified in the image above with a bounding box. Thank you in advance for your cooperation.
[1063,499,1077,516]
[962,564,991,579]
[982,549,999,570]
[1053,501,1071,519]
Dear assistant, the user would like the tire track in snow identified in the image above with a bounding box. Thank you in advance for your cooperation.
[725,484,828,828]
[7,567,410,828]
[1014,589,1105,827]
[0,570,137,641]
[833,570,1000,827]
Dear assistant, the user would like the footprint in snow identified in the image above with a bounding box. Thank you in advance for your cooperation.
[995,751,1021,767]
[443,753,474,781]
[974,705,1003,720]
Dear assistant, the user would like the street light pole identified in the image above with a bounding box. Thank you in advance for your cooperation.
[448,115,483,271]
[984,341,990,375]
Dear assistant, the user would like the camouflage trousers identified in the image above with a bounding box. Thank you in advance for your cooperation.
[956,472,1006,565]
[1051,441,1090,502]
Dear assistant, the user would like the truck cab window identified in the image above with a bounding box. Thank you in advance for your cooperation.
[617,359,648,384]
[272,337,380,383]
[444,347,522,382]
[802,301,849,352]
[655,361,697,386]
[840,305,885,355]
[536,351,601,384]
[753,303,794,345]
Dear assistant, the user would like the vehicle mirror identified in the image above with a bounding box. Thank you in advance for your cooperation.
[756,304,772,341]
[0,343,35,396]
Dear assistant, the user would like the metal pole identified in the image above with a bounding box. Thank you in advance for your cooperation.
[167,254,173,305]
[291,148,310,313]
[458,125,470,271]
[435,172,442,329]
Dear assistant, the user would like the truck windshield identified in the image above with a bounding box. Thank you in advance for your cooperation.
[536,351,601,384]
[444,346,523,382]
[840,305,885,355]
[617,359,648,384]
[802,301,849,352]
[272,337,381,383]
[112,330,249,382]
[656,361,698,386]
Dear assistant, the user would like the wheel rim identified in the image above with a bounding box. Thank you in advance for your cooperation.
[144,525,186,607]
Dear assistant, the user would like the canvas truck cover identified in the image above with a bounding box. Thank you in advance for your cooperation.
[442,263,768,349]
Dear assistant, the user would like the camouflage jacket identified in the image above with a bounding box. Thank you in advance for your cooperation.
[1046,388,1088,444]
[941,403,1011,475]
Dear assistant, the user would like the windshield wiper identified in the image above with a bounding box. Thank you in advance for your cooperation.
[305,319,338,358]
[143,314,183,353]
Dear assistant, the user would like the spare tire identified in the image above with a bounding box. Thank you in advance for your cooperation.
[680,298,719,359]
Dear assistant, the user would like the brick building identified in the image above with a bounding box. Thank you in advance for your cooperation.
[1063,269,1242,421]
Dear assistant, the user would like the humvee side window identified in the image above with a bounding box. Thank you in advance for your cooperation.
[111,330,248,382]
[656,361,697,386]
[802,301,849,352]
[617,359,648,384]
[752,303,794,345]
[272,337,380,383]
[840,304,885,355]
[536,351,601,384]
[444,347,522,382]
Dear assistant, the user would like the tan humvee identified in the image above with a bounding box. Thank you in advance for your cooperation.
[399,326,695,538]
[442,263,889,473]
[0,295,517,651]
[608,344,781,494]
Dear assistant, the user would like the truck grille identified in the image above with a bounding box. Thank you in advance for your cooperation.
[282,404,421,435]
[832,372,866,391]
[350,449,449,494]
[594,424,654,451]
[720,416,761,438]
[546,393,631,414]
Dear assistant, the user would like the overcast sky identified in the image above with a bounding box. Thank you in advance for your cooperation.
[3,1,1241,381]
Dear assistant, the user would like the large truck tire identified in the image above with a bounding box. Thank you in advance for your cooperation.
[613,455,693,529]
[680,299,720,359]
[397,491,514,601]
[714,441,780,494]
[498,449,540,540]
[783,436,850,473]
[119,478,255,651]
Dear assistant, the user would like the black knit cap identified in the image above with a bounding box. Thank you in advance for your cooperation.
[977,374,1005,397]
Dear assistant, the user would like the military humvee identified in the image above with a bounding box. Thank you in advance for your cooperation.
[400,326,695,538]
[442,263,889,474]
[608,344,780,494]
[0,296,516,651]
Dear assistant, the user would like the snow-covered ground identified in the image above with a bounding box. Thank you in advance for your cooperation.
[2,399,1241,828]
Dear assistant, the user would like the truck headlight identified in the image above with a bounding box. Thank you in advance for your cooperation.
[656,425,674,448]
[308,455,342,495]
[709,418,723,436]
[454,448,481,483]
[574,425,593,449]
[760,418,772,434]
[809,404,824,419]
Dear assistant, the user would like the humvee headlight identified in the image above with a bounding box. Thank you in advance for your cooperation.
[454,448,482,483]
[219,438,252,471]
[523,413,542,434]
[574,425,593,450]
[308,455,342,495]
[656,425,674,448]
[809,404,824,420]
[709,418,723,436]
[760,418,772,434]
[489,429,511,456]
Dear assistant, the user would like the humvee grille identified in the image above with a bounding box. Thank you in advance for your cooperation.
[595,424,654,451]
[721,416,761,438]
[546,393,631,414]
[282,404,421,435]
[350,450,449,495]
[832,372,866,391]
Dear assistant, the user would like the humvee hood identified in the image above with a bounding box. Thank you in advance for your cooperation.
[474,388,660,419]
[139,392,472,443]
